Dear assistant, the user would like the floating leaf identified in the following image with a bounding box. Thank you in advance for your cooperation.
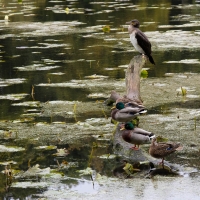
[123,162,135,175]
[102,25,110,33]
[53,148,69,157]
[65,7,70,14]
[141,69,148,78]
[23,164,50,176]
[34,145,57,150]
[77,167,94,176]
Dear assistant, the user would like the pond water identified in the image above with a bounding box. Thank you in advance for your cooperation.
[0,0,200,199]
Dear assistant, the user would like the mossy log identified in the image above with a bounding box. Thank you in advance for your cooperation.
[112,55,148,162]
[110,55,181,175]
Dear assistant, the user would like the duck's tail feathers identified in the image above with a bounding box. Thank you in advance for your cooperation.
[139,109,147,114]
[176,145,183,151]
[149,55,155,65]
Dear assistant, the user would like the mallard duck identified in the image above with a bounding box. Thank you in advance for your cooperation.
[116,96,144,108]
[111,102,146,122]
[149,137,182,165]
[120,122,155,150]
[126,19,155,65]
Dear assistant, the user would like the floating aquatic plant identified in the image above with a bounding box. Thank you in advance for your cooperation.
[53,148,69,157]
[102,25,110,33]
[141,69,148,78]
[181,87,187,96]
[65,7,70,14]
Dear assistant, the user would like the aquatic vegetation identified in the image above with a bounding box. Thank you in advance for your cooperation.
[102,25,111,33]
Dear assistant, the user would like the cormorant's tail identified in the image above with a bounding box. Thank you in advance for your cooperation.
[149,55,155,65]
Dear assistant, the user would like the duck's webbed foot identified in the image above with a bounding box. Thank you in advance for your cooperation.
[130,145,139,151]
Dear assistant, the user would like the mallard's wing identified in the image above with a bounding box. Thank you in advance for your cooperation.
[119,107,146,115]
[153,142,180,157]
[133,127,153,136]
[118,107,141,114]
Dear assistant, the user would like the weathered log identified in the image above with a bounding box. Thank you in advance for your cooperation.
[125,55,146,103]
[106,55,146,106]
[110,55,181,175]
[112,55,148,162]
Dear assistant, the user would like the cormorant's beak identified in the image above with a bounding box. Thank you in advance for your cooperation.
[126,21,131,25]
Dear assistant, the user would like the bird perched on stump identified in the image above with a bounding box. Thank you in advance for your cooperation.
[111,102,147,122]
[149,137,182,166]
[126,19,155,65]
[120,122,155,150]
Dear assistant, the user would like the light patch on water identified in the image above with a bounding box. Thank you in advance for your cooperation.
[0,78,26,87]
[176,86,196,92]
[87,93,108,99]
[104,67,119,70]
[14,64,61,71]
[49,72,65,75]
[11,181,49,189]
[153,83,168,87]
[85,74,108,79]
[164,59,200,64]
[12,101,40,107]
[0,93,28,100]
[0,145,25,152]
[0,160,17,165]
[37,82,86,88]
[98,154,116,159]
[34,145,57,150]
[146,30,200,50]
[186,94,200,99]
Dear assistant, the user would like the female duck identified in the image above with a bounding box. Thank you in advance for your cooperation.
[120,122,155,150]
[149,137,182,165]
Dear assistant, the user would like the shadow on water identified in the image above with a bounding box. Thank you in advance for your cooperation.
[148,99,200,115]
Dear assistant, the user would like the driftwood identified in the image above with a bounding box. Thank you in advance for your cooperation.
[107,55,146,106]
[109,55,181,176]
[110,55,150,162]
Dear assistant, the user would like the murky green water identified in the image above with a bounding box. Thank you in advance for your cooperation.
[0,0,200,199]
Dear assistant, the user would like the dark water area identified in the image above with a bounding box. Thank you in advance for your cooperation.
[0,0,200,199]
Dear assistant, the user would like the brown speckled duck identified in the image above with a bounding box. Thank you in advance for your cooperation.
[149,137,182,165]
[111,102,147,122]
[120,122,155,150]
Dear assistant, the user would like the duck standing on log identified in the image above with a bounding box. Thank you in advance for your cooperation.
[111,102,147,122]
[126,19,155,65]
[120,122,155,150]
[149,137,182,166]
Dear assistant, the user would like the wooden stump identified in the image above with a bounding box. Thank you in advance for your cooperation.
[109,55,181,176]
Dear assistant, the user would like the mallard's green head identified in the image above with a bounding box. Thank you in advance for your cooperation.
[116,102,125,110]
[125,122,135,130]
